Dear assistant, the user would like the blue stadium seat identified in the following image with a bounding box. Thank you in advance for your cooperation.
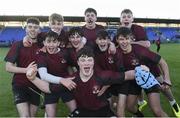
[0,26,179,47]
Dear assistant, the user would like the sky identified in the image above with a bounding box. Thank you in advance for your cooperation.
[1,0,180,19]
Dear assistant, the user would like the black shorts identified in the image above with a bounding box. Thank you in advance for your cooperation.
[78,105,115,117]
[45,84,74,104]
[44,92,60,104]
[144,84,160,94]
[128,80,142,95]
[109,81,129,96]
[12,86,41,106]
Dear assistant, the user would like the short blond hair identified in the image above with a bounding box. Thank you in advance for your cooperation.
[49,13,64,22]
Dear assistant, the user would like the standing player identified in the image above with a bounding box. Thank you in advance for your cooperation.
[4,17,42,117]
[120,9,150,48]
[120,9,180,117]
[36,31,77,117]
[95,30,130,117]
[116,27,170,117]
[22,13,73,117]
[82,8,104,46]
[120,8,149,111]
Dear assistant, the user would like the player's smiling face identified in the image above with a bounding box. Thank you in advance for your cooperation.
[116,35,131,53]
[26,23,40,40]
[78,55,94,77]
[69,33,82,49]
[120,13,134,28]
[49,20,63,34]
[96,37,110,52]
[43,37,60,54]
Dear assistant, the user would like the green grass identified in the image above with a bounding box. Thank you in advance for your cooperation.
[0,43,180,117]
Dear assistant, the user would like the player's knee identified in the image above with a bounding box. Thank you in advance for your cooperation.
[152,107,164,117]
[126,104,136,113]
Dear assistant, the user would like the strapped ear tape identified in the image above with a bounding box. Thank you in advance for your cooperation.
[135,66,160,89]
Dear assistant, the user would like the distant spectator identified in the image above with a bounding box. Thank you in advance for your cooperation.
[156,37,161,53]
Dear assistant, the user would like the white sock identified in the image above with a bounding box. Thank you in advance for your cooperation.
[169,99,176,106]
[138,100,145,105]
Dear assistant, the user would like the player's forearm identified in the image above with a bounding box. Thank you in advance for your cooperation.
[124,70,135,80]
[38,68,62,84]
[102,70,135,84]
[131,41,151,48]
[6,62,27,73]
[97,70,123,85]
[159,58,171,83]
[31,77,51,93]
[108,42,116,54]
[98,70,127,85]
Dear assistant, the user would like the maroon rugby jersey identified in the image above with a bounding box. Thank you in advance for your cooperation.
[131,24,161,77]
[95,48,124,72]
[67,48,78,68]
[73,74,107,110]
[50,70,125,110]
[120,44,161,77]
[131,24,148,41]
[82,24,104,45]
[36,49,74,78]
[4,41,41,88]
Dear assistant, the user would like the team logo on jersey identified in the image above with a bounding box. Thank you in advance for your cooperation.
[36,50,40,55]
[61,58,67,63]
[92,85,100,94]
[131,58,139,66]
[108,56,114,64]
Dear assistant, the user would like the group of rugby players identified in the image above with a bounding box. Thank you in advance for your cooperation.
[5,8,180,117]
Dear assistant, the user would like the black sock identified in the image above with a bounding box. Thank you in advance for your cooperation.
[173,103,179,112]
[134,110,144,117]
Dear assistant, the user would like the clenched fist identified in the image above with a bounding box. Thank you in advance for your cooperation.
[26,68,37,80]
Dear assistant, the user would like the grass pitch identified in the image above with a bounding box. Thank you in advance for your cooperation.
[0,43,180,117]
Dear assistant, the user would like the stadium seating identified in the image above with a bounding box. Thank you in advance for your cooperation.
[145,27,180,43]
[0,26,179,47]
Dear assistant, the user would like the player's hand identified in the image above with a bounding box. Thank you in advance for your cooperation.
[161,80,172,90]
[39,46,46,53]
[26,61,37,73]
[66,76,76,80]
[76,41,85,52]
[23,35,32,47]
[130,41,136,44]
[97,85,110,96]
[59,41,66,48]
[59,77,76,91]
[108,42,116,54]
[140,65,150,71]
[26,67,37,80]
